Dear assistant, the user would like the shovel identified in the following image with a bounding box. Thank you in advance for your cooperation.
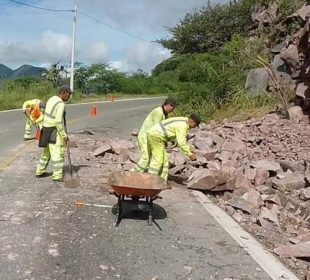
[64,141,80,188]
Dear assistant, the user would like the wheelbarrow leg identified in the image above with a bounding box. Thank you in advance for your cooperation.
[148,197,153,226]
[115,195,123,227]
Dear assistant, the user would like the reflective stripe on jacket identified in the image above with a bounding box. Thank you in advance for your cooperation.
[139,106,166,135]
[43,96,67,139]
[147,117,193,156]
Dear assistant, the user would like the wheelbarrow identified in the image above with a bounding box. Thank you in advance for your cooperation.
[108,171,168,226]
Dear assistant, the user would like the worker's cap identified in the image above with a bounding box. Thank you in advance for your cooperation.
[59,85,74,95]
[39,102,46,110]
[189,113,201,125]
[164,97,178,106]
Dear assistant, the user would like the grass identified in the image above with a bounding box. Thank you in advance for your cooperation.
[0,87,163,111]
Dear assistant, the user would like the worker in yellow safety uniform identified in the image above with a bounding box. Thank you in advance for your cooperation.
[35,85,73,182]
[22,99,46,141]
[134,97,177,173]
[146,114,201,180]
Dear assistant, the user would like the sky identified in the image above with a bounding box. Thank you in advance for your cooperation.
[0,0,226,73]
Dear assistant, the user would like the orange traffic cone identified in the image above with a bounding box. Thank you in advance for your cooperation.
[90,105,97,117]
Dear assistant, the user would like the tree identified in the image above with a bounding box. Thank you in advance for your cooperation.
[41,63,62,87]
[157,0,257,54]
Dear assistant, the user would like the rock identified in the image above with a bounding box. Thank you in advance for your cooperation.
[222,140,246,153]
[210,134,224,147]
[295,3,310,20]
[263,194,282,206]
[187,169,231,191]
[254,169,269,186]
[129,151,140,163]
[291,233,310,244]
[288,106,303,123]
[169,151,187,166]
[245,68,269,92]
[122,162,135,171]
[279,160,305,172]
[272,172,306,191]
[194,137,213,150]
[110,139,134,154]
[257,206,281,230]
[300,188,310,201]
[207,161,221,170]
[250,160,281,172]
[244,167,256,181]
[274,241,310,258]
[93,144,112,157]
[169,165,186,176]
[199,148,217,161]
[242,189,264,208]
[228,197,257,216]
[271,54,293,83]
[227,174,252,195]
[117,148,131,164]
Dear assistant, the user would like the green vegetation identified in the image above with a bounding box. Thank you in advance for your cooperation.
[1,0,305,120]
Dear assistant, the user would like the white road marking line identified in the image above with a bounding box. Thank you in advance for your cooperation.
[0,96,164,113]
[191,190,299,280]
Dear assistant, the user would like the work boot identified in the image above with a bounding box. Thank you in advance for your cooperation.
[35,172,52,178]
[24,137,33,141]
[52,178,64,182]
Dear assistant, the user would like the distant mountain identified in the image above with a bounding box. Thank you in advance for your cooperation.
[0,63,46,79]
[10,64,45,78]
[0,64,13,79]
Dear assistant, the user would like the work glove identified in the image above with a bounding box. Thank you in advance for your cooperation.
[63,136,69,146]
[189,153,197,161]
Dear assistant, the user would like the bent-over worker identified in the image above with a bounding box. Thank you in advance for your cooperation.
[146,114,201,180]
[133,97,177,173]
[35,85,73,182]
[22,99,45,141]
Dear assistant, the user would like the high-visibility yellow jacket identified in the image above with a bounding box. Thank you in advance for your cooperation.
[22,99,43,120]
[147,117,193,156]
[139,106,167,135]
[43,96,67,139]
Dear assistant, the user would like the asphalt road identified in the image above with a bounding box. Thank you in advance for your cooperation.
[0,97,164,166]
[0,97,286,280]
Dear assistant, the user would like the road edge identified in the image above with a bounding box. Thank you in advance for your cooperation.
[190,190,300,280]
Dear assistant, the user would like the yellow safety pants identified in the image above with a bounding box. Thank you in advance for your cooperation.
[36,132,65,180]
[133,132,150,172]
[147,135,169,181]
[24,115,43,139]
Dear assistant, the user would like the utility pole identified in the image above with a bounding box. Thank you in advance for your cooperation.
[70,4,77,91]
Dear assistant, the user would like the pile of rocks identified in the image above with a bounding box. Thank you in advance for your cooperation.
[76,112,310,277]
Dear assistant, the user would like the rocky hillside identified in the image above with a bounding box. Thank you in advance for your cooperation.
[246,1,310,113]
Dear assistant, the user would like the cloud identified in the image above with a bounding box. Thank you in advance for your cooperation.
[80,42,109,64]
[0,31,109,68]
[78,0,227,34]
[0,0,228,71]
[0,31,72,67]
[110,42,171,73]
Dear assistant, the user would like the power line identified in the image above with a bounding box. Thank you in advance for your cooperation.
[7,0,73,12]
[77,11,152,43]
[6,0,157,43]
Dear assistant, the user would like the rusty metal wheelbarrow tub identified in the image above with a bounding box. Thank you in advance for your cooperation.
[108,171,168,226]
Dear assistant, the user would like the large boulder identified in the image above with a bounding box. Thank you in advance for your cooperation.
[245,68,269,92]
